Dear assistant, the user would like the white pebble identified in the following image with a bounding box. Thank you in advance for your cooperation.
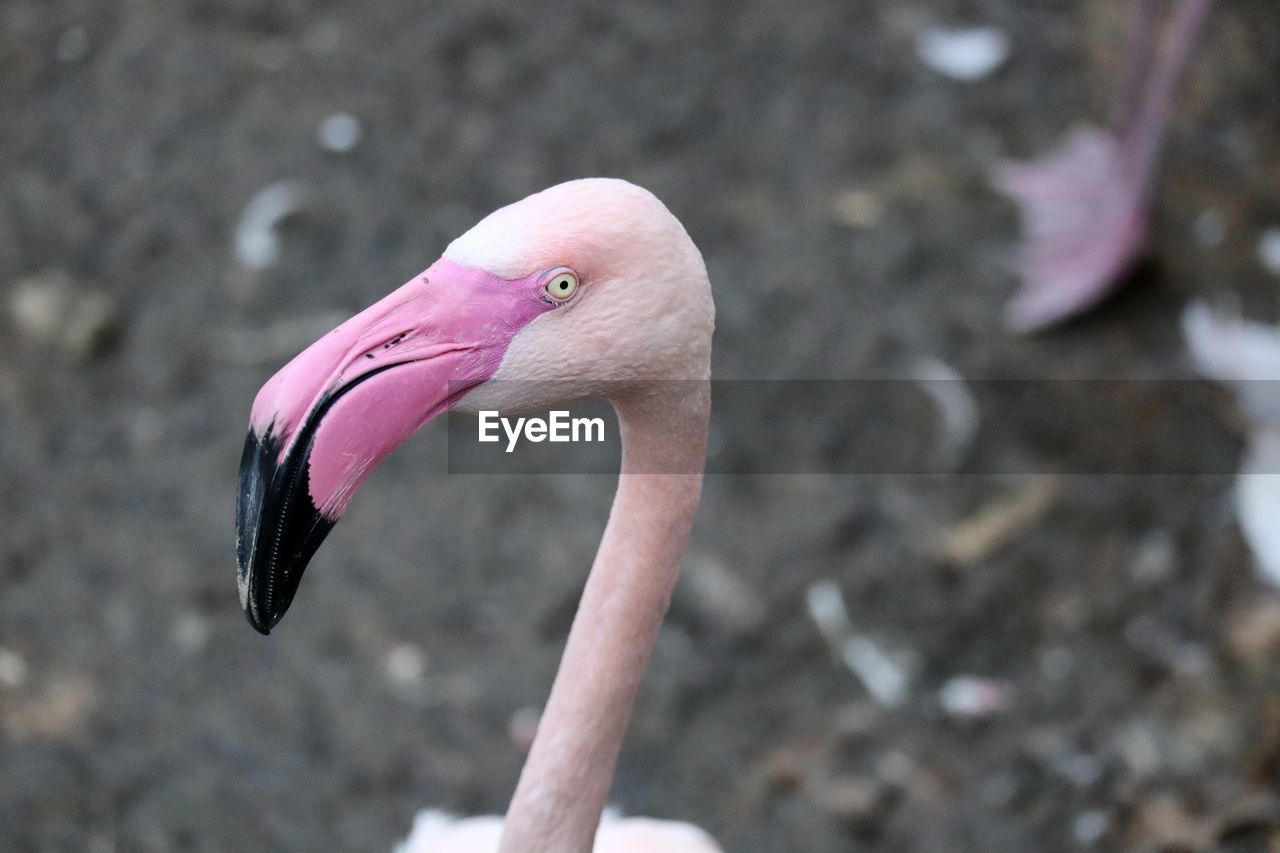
[806,580,853,644]
[318,112,363,154]
[1181,301,1280,586]
[939,675,1014,718]
[0,647,27,688]
[233,180,308,270]
[911,356,979,470]
[55,25,88,63]
[840,636,913,708]
[916,26,1010,82]
[1258,228,1280,276]
[385,643,427,687]
[1237,430,1280,588]
[807,580,915,707]
[1182,299,1280,419]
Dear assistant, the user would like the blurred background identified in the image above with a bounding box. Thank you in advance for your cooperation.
[2,1,1279,850]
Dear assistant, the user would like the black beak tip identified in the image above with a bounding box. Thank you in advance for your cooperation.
[245,608,276,636]
[236,425,336,636]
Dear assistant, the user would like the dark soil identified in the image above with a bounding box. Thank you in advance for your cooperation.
[2,1,1279,851]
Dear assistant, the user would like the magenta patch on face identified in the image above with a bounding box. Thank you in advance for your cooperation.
[249,258,552,519]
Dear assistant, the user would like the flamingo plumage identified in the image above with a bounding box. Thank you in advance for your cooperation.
[396,811,721,853]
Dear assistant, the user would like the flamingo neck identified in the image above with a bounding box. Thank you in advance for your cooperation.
[498,382,710,853]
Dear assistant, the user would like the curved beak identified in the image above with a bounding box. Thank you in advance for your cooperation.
[235,260,545,634]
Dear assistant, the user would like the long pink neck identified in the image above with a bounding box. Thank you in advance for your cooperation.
[497,383,710,853]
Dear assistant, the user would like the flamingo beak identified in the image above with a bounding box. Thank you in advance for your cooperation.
[235,259,548,634]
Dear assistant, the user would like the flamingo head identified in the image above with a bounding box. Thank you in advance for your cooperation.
[235,178,712,633]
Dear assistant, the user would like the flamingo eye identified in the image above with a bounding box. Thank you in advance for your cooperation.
[545,271,578,302]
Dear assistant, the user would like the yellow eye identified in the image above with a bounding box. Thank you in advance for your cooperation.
[546,271,578,302]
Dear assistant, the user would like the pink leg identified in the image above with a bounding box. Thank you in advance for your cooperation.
[1125,0,1216,200]
[991,0,1217,333]
[1110,0,1160,137]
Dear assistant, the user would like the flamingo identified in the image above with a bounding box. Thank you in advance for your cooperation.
[235,179,722,852]
[992,0,1215,332]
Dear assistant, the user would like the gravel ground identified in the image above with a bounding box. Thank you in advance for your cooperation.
[2,1,1279,850]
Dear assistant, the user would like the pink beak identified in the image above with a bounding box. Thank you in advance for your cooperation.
[236,259,551,633]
